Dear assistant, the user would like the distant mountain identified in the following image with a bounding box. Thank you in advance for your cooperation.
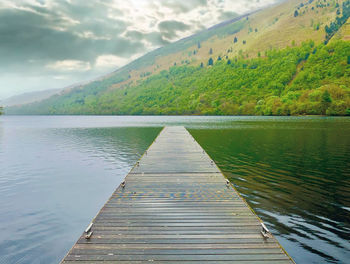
[6,0,350,116]
[1,89,62,107]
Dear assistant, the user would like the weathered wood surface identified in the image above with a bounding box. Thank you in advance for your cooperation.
[61,126,294,263]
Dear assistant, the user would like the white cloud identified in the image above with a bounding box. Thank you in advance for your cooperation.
[46,60,91,72]
[95,54,142,68]
[53,75,66,80]
[110,0,277,41]
[0,0,280,99]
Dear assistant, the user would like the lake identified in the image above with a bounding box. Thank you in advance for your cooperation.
[0,115,349,264]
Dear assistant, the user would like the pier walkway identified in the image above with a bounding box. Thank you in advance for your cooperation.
[61,126,294,263]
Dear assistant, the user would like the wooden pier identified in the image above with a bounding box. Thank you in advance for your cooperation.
[61,126,294,263]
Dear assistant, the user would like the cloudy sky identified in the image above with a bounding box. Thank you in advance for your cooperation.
[0,0,278,99]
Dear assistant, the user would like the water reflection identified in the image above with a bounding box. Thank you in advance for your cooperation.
[190,122,350,264]
[0,116,349,264]
[0,124,161,264]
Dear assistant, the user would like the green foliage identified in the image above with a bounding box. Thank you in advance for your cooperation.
[8,41,350,116]
[325,0,350,43]
[289,40,350,91]
[0,106,3,115]
[294,10,299,17]
[322,90,332,103]
[42,12,244,102]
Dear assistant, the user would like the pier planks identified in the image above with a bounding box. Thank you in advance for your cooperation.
[61,126,293,263]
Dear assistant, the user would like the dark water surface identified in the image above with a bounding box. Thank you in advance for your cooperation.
[0,116,349,263]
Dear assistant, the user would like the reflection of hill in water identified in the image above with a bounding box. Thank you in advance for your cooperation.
[51,127,162,166]
[190,120,350,264]
[1,116,349,263]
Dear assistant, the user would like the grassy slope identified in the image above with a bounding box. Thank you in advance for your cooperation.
[125,0,336,76]
[332,17,350,40]
[6,0,350,115]
[96,40,350,116]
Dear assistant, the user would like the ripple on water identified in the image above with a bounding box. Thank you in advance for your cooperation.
[190,122,350,264]
[0,116,349,264]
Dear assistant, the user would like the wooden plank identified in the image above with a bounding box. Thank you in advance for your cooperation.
[70,248,285,255]
[61,126,294,263]
[63,261,293,264]
[76,238,281,244]
[64,254,290,261]
[72,243,281,250]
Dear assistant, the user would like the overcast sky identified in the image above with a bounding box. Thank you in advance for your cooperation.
[0,0,278,99]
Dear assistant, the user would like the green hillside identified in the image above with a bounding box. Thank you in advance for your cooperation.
[6,0,350,116]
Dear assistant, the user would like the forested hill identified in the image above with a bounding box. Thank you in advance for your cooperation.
[6,0,350,116]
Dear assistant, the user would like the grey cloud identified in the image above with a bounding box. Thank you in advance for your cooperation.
[125,30,144,41]
[145,32,170,46]
[35,0,46,5]
[158,20,190,40]
[0,0,278,99]
[125,30,169,46]
[0,7,142,72]
[218,11,239,21]
[162,0,208,13]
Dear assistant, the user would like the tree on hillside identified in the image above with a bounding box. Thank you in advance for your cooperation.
[321,90,332,114]
[217,56,222,61]
[243,40,246,45]
[234,37,238,43]
[198,42,201,49]
[9,40,350,117]
[0,106,3,115]
[209,48,213,54]
[322,91,332,104]
[324,0,350,43]
[294,10,299,17]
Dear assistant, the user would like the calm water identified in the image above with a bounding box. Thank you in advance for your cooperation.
[0,116,349,264]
